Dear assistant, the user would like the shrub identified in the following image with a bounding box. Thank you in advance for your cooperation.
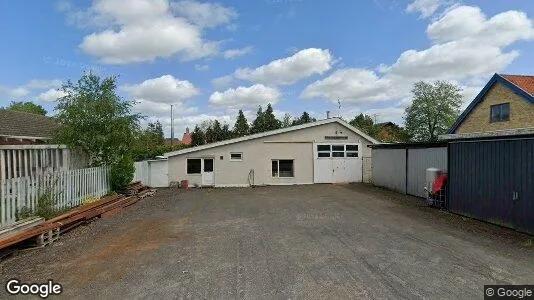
[36,190,59,220]
[16,206,34,221]
[110,155,135,192]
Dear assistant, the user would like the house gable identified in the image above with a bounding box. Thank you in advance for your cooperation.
[448,74,534,134]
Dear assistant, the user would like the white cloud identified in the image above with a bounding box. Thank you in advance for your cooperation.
[0,79,64,99]
[134,99,198,118]
[406,0,444,18]
[303,6,534,109]
[209,84,281,109]
[427,6,534,46]
[194,64,210,71]
[25,79,62,90]
[121,75,200,104]
[38,89,68,102]
[211,74,234,89]
[301,69,397,104]
[171,0,237,28]
[232,48,334,85]
[223,46,253,59]
[6,87,30,98]
[69,0,238,64]
[387,6,534,80]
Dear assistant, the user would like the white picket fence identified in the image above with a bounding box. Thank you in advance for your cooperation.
[0,166,110,228]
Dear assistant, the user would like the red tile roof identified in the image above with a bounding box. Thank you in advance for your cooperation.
[181,132,192,145]
[501,74,534,96]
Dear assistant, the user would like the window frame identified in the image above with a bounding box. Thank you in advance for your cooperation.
[490,103,510,123]
[230,152,243,161]
[315,143,359,159]
[186,158,202,174]
[271,159,295,178]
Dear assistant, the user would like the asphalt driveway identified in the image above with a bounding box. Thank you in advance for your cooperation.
[1,184,533,299]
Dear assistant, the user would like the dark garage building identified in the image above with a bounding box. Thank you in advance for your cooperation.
[448,133,534,235]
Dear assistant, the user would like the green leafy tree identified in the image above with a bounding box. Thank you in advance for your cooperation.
[211,120,224,142]
[375,122,410,143]
[7,101,47,115]
[132,121,166,161]
[292,111,316,126]
[263,103,281,131]
[54,72,140,167]
[404,81,462,142]
[221,123,233,140]
[250,106,265,134]
[349,113,377,137]
[110,154,135,191]
[204,121,216,144]
[191,125,205,146]
[282,113,293,128]
[233,109,250,137]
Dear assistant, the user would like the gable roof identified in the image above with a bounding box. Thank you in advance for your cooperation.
[448,73,534,134]
[164,118,379,157]
[0,110,58,139]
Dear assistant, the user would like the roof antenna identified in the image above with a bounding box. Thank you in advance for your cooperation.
[337,99,342,118]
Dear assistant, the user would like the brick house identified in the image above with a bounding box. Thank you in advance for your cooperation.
[448,73,534,135]
[164,128,192,146]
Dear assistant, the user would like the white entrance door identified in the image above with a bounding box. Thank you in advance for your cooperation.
[202,158,214,186]
[313,143,362,183]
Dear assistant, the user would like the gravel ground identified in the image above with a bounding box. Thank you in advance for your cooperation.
[0,184,533,299]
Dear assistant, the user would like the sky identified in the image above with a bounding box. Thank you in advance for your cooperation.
[1,0,533,137]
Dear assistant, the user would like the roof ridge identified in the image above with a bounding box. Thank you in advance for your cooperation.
[0,108,53,119]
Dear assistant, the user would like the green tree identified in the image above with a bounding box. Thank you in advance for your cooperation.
[233,109,250,137]
[191,125,205,146]
[263,103,281,131]
[132,121,166,161]
[404,81,462,142]
[292,111,316,126]
[250,106,265,134]
[211,120,224,142]
[375,122,409,143]
[221,123,233,140]
[349,113,377,137]
[54,72,140,167]
[7,101,47,115]
[204,121,216,144]
[282,113,292,128]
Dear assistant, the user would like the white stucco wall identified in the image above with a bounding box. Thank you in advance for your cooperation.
[167,122,373,186]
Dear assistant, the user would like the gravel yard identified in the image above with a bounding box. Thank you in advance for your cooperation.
[1,184,533,299]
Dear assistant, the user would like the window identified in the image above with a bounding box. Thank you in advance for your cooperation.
[490,103,510,122]
[317,145,331,157]
[316,144,359,158]
[187,159,201,174]
[272,159,294,177]
[332,145,345,157]
[346,144,358,157]
[230,152,243,161]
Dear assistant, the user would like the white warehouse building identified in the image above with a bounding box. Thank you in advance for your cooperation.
[163,118,378,187]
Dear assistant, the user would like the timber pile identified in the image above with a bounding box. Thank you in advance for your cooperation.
[0,183,157,251]
[125,181,145,196]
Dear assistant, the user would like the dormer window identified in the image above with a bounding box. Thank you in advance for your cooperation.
[490,103,510,122]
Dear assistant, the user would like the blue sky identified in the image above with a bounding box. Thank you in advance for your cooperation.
[1,0,533,137]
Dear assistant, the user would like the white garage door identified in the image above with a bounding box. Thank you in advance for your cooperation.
[313,143,362,183]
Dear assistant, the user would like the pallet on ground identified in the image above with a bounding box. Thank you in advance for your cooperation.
[0,183,156,251]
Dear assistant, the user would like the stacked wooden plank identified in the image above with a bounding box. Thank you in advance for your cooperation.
[125,181,145,196]
[0,183,157,251]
